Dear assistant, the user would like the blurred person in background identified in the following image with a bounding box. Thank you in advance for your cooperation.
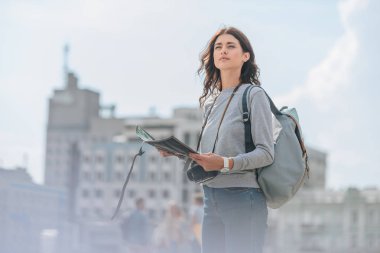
[190,193,203,253]
[120,198,152,253]
[153,201,192,253]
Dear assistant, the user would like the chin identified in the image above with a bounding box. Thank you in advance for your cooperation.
[216,65,236,71]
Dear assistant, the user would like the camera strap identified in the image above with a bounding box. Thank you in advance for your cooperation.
[184,83,243,171]
[111,145,145,220]
[196,83,242,153]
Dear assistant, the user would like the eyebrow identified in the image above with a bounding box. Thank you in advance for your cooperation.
[214,41,236,46]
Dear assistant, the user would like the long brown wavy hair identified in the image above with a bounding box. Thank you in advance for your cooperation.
[197,26,261,107]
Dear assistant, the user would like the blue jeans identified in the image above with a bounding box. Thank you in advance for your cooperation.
[202,186,268,253]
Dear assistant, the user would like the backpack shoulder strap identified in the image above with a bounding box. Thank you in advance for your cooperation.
[242,85,259,179]
[242,85,255,153]
[253,86,282,116]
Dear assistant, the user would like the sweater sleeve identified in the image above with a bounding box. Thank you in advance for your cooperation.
[231,89,274,171]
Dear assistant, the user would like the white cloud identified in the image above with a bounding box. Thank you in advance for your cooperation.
[276,0,368,109]
[272,0,372,189]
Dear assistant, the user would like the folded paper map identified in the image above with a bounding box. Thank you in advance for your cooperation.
[136,126,198,159]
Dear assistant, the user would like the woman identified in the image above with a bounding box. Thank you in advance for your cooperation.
[159,26,274,253]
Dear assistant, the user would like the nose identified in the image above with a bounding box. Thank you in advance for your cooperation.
[221,46,228,55]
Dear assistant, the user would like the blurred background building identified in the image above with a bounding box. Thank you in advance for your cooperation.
[44,70,202,223]
[264,146,380,253]
[0,167,70,253]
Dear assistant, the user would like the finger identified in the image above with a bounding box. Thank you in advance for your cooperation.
[192,155,203,161]
[189,153,200,159]
[191,157,201,162]
[159,150,170,157]
[194,160,205,167]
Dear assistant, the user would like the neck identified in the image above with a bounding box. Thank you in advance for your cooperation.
[220,69,241,90]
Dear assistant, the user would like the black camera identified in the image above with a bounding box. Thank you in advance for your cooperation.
[186,160,218,183]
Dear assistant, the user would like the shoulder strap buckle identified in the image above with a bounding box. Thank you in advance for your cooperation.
[242,112,249,122]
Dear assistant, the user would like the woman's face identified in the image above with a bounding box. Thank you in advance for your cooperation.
[213,33,250,71]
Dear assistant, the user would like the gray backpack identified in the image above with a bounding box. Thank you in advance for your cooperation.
[242,85,310,209]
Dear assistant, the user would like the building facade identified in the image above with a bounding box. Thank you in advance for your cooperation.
[0,167,68,253]
[263,147,380,253]
[45,71,202,223]
[264,187,380,253]
[44,72,124,220]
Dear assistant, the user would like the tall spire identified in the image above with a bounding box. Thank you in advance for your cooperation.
[63,43,69,77]
[63,43,70,87]
[63,43,78,90]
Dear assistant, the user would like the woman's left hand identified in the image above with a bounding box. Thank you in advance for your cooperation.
[188,152,223,171]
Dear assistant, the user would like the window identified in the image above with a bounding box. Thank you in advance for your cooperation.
[150,156,157,163]
[97,172,103,181]
[95,189,103,198]
[366,209,375,224]
[150,172,156,182]
[116,155,124,164]
[129,190,135,198]
[164,172,171,181]
[114,189,121,198]
[148,189,156,198]
[83,155,90,163]
[115,171,124,181]
[351,210,358,224]
[82,189,89,198]
[82,171,91,181]
[162,190,170,199]
[96,155,103,164]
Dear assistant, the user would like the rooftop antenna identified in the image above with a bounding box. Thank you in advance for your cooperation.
[63,43,70,85]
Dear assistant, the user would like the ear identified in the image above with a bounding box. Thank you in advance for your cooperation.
[243,52,250,62]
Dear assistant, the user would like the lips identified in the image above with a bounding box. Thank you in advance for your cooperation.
[220,57,230,61]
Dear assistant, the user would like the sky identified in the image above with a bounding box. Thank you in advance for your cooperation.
[0,0,379,189]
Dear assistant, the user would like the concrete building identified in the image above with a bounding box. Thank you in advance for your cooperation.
[264,187,380,253]
[43,70,205,253]
[44,71,124,220]
[263,147,380,253]
[75,108,203,222]
[0,167,69,253]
